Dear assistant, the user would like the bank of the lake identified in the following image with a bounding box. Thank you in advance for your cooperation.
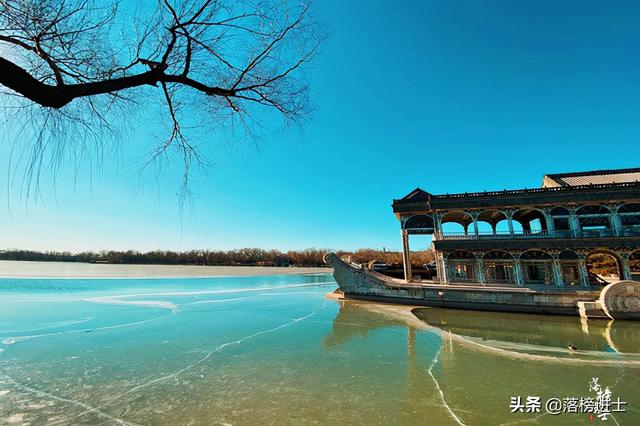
[0,260,331,279]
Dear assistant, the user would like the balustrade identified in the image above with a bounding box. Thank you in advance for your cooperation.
[437,228,627,240]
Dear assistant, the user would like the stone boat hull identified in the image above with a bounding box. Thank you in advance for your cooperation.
[324,253,640,319]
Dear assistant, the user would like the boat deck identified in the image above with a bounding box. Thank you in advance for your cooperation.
[367,268,603,294]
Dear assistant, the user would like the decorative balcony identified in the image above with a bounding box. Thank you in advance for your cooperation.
[437,227,640,241]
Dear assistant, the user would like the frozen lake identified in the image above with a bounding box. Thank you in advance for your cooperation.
[1,274,639,425]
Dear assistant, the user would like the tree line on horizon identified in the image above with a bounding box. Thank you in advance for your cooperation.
[3,249,626,275]
[0,248,434,268]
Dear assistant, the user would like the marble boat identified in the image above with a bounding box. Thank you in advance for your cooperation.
[326,168,640,320]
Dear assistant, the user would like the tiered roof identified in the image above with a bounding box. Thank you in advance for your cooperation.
[542,168,640,188]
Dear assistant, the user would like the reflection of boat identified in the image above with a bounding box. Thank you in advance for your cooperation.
[326,168,640,320]
[324,300,640,366]
[412,307,640,354]
[322,300,640,426]
[323,301,469,424]
[322,301,426,348]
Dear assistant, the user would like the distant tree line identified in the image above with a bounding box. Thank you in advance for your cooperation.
[346,249,434,267]
[0,248,433,268]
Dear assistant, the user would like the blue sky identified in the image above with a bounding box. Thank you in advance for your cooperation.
[1,0,639,252]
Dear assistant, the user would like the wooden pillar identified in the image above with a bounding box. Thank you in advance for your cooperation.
[402,230,412,282]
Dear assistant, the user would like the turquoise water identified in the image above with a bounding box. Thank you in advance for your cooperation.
[1,274,639,425]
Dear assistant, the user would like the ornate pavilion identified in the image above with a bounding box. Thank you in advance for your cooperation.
[392,167,640,287]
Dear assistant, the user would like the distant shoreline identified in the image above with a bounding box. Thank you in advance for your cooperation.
[0,260,332,279]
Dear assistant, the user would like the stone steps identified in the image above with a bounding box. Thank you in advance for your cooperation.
[577,301,609,319]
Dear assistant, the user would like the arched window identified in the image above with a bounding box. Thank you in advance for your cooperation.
[585,251,621,286]
[520,250,553,285]
[441,222,466,235]
[511,220,524,234]
[495,218,510,234]
[512,208,548,235]
[558,250,581,286]
[576,205,612,236]
[440,211,473,238]
[446,250,476,282]
[476,210,509,237]
[482,250,515,284]
[476,220,493,235]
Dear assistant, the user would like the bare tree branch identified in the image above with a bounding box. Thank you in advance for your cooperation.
[0,0,323,196]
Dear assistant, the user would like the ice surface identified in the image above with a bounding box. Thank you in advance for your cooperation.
[1,274,639,425]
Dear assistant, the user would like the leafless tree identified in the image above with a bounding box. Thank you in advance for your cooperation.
[0,0,322,197]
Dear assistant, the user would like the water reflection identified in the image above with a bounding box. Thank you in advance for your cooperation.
[413,307,640,355]
[324,300,640,358]
[323,301,458,424]
[324,300,640,424]
[323,300,425,347]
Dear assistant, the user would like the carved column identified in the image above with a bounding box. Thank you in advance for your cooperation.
[436,251,448,284]
[433,212,442,239]
[569,208,580,237]
[506,211,515,237]
[543,208,554,234]
[476,257,485,285]
[620,253,632,280]
[611,206,623,236]
[472,211,479,238]
[401,230,412,282]
[551,259,564,287]
[442,256,449,283]
[514,260,524,286]
[578,259,590,287]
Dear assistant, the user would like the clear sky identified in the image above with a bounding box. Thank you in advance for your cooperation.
[1,0,639,253]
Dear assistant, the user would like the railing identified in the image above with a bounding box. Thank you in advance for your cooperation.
[436,228,638,240]
[429,181,640,200]
[439,230,551,240]
[622,226,640,237]
[578,229,615,238]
